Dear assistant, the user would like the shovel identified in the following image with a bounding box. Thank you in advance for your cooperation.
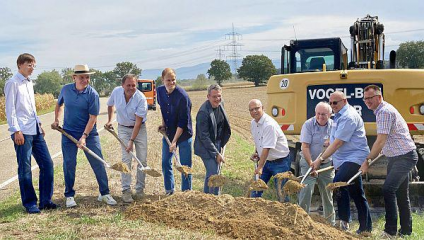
[104,125,162,177]
[158,129,192,177]
[207,146,227,193]
[327,154,384,191]
[53,125,130,173]
[246,160,268,197]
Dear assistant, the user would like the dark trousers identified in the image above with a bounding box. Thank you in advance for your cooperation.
[334,162,372,232]
[384,150,418,236]
[12,129,54,209]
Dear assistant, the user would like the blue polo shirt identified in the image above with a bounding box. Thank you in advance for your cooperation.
[331,104,369,169]
[157,85,192,143]
[58,83,100,134]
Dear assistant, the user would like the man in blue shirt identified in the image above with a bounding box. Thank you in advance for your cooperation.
[5,53,56,213]
[52,64,116,208]
[157,68,193,195]
[312,91,371,234]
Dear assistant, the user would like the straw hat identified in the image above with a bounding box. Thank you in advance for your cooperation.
[73,64,95,75]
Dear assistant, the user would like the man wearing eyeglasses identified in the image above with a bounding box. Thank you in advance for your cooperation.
[298,102,335,225]
[4,53,57,214]
[248,99,290,200]
[360,85,417,237]
[311,91,371,234]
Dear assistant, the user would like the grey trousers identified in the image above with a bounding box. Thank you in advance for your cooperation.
[118,124,147,193]
[298,157,335,225]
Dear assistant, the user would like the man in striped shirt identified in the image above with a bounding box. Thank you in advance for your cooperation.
[360,85,418,237]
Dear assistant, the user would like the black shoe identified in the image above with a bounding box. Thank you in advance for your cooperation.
[356,229,372,235]
[39,202,59,210]
[26,205,41,214]
[398,229,411,237]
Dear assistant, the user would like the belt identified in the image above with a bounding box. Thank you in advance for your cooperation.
[118,122,145,128]
[268,155,289,163]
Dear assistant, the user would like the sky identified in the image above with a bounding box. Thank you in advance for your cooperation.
[1,0,423,78]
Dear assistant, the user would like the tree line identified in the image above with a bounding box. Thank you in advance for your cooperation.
[1,40,423,96]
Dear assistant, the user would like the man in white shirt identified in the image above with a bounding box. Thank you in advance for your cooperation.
[249,99,290,199]
[4,53,56,213]
[105,74,148,203]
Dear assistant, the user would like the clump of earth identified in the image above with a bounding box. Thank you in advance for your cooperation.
[125,191,358,239]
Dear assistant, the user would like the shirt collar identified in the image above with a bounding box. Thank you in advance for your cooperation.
[16,72,30,82]
[336,103,349,117]
[257,113,267,125]
[374,101,386,114]
[313,117,328,126]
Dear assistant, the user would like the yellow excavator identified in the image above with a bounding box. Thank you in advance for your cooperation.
[266,15,424,206]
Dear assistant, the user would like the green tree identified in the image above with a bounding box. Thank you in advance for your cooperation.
[155,76,163,87]
[34,70,62,97]
[61,67,75,84]
[207,59,232,86]
[191,74,208,91]
[0,67,13,96]
[237,55,277,87]
[103,70,120,94]
[113,62,142,79]
[397,41,424,69]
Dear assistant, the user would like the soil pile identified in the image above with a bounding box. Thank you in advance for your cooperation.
[125,191,358,240]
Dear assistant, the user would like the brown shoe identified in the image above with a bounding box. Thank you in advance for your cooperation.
[122,191,134,203]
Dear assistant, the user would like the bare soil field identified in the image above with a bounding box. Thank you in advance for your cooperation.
[0,84,358,239]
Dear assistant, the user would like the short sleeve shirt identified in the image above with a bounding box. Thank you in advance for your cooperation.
[300,117,332,161]
[58,83,100,133]
[375,101,416,157]
[107,86,148,126]
[251,113,289,160]
[331,104,370,169]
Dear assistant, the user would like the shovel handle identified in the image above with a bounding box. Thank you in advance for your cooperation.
[104,125,146,170]
[159,130,182,167]
[346,154,384,184]
[218,146,226,175]
[54,126,110,168]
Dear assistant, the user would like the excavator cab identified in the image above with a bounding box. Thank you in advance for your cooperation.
[281,37,348,74]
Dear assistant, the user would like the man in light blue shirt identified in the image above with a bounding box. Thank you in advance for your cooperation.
[4,53,56,213]
[106,74,148,203]
[298,102,335,225]
[312,91,371,234]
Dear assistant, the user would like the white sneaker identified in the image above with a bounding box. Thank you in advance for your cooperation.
[66,197,77,208]
[340,220,350,231]
[98,194,117,205]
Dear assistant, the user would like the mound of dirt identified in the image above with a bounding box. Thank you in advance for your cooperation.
[125,191,358,240]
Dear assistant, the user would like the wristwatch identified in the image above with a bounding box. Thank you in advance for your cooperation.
[83,132,89,137]
[319,156,325,161]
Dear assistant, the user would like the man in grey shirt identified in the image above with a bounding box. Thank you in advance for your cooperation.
[298,102,335,225]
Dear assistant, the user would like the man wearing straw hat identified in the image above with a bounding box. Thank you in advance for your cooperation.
[105,74,148,203]
[4,53,57,213]
[52,64,116,208]
[360,85,418,237]
[194,84,231,195]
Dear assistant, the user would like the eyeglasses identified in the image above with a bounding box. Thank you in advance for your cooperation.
[363,95,379,101]
[27,64,36,69]
[249,106,261,112]
[329,100,343,105]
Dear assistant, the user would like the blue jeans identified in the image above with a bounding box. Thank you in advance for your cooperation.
[62,131,109,197]
[12,128,54,209]
[384,150,418,236]
[333,162,372,232]
[162,137,192,193]
[201,157,220,195]
[251,155,291,200]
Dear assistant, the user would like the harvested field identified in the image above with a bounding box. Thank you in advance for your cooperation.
[126,191,358,240]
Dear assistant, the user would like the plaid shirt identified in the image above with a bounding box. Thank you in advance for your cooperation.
[375,101,416,157]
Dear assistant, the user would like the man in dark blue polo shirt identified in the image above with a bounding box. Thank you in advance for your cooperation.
[157,68,193,195]
[52,64,116,208]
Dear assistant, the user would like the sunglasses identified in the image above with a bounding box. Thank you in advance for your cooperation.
[329,99,343,105]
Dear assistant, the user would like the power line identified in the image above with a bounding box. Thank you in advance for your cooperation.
[225,23,243,74]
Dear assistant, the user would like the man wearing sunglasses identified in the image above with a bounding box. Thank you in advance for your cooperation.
[360,85,417,237]
[311,91,371,234]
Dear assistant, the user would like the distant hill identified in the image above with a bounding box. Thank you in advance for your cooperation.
[140,60,281,80]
